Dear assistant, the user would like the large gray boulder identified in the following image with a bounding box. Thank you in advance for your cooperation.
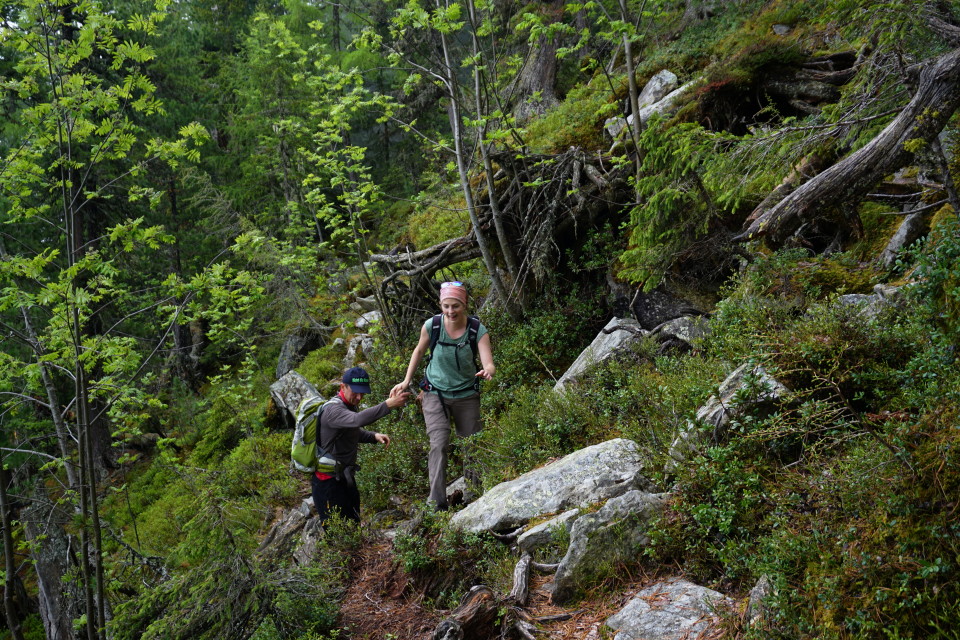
[746,574,775,628]
[631,288,704,330]
[608,80,698,150]
[276,327,326,379]
[605,70,679,139]
[550,490,668,603]
[554,317,647,391]
[651,315,711,354]
[355,310,382,330]
[269,370,322,429]
[667,363,789,470]
[450,438,654,533]
[605,578,732,640]
[257,499,326,567]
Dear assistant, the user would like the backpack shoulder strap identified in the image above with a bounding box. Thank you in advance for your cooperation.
[315,396,345,450]
[467,315,480,360]
[427,314,443,361]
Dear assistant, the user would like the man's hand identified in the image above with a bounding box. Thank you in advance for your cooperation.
[386,391,411,409]
[374,433,391,447]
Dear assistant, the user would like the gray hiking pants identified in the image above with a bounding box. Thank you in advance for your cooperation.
[422,392,482,506]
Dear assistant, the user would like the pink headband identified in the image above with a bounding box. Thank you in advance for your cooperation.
[439,282,468,305]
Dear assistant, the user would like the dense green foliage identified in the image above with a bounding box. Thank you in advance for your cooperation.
[3,0,960,639]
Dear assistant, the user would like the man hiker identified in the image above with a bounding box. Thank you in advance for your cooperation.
[313,366,410,525]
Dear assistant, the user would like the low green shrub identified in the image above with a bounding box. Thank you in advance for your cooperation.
[220,432,299,503]
[392,506,508,605]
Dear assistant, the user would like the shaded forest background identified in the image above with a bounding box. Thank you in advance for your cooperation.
[3,0,960,638]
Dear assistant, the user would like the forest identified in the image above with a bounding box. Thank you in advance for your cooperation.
[2,0,960,638]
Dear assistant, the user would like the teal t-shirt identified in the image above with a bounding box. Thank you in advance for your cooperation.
[424,317,488,398]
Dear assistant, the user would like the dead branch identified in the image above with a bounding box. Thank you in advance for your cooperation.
[489,526,525,542]
[513,620,538,639]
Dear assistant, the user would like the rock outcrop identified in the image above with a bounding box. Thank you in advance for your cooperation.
[838,283,907,319]
[605,70,680,139]
[450,439,653,533]
[666,363,789,470]
[276,327,326,379]
[550,490,668,603]
[605,578,732,640]
[554,318,647,391]
[343,334,375,368]
[269,370,321,428]
[517,509,580,562]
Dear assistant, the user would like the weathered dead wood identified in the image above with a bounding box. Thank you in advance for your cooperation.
[736,46,960,247]
[742,152,834,228]
[928,5,960,45]
[531,561,560,573]
[370,235,483,278]
[429,552,562,639]
[513,620,538,639]
[489,526,524,543]
[763,78,840,103]
[535,612,580,622]
[433,586,499,640]
[508,553,532,605]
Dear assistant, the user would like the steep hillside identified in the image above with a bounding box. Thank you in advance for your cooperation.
[3,1,960,639]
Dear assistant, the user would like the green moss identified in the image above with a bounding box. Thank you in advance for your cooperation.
[296,345,346,391]
[407,195,472,249]
[523,82,612,154]
[852,201,907,261]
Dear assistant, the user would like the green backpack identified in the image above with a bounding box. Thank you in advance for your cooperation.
[290,395,341,474]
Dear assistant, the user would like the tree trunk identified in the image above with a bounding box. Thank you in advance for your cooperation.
[0,237,78,489]
[737,46,960,247]
[434,0,515,316]
[619,0,644,177]
[467,0,522,291]
[1,466,25,640]
[514,0,560,120]
[23,492,84,640]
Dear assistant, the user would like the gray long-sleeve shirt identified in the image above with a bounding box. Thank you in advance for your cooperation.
[319,396,391,467]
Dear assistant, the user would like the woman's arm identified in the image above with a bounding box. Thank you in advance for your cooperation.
[391,324,431,396]
[475,332,495,380]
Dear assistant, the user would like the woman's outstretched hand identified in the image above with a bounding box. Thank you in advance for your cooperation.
[475,367,494,381]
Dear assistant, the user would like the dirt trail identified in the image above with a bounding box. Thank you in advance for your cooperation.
[336,538,644,640]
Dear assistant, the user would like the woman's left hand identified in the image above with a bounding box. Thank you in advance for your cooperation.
[475,367,494,381]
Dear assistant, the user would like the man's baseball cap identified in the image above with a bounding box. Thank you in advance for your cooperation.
[342,367,372,394]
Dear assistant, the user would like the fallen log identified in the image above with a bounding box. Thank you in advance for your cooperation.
[736,44,960,248]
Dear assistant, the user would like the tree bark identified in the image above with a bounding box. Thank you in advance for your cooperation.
[1,466,25,640]
[737,46,960,247]
[513,0,561,119]
[434,0,515,316]
[432,585,499,640]
[467,0,522,289]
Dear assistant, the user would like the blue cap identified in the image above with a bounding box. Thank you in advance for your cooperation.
[342,366,372,394]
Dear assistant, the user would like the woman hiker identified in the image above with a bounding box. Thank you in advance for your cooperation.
[391,281,495,510]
